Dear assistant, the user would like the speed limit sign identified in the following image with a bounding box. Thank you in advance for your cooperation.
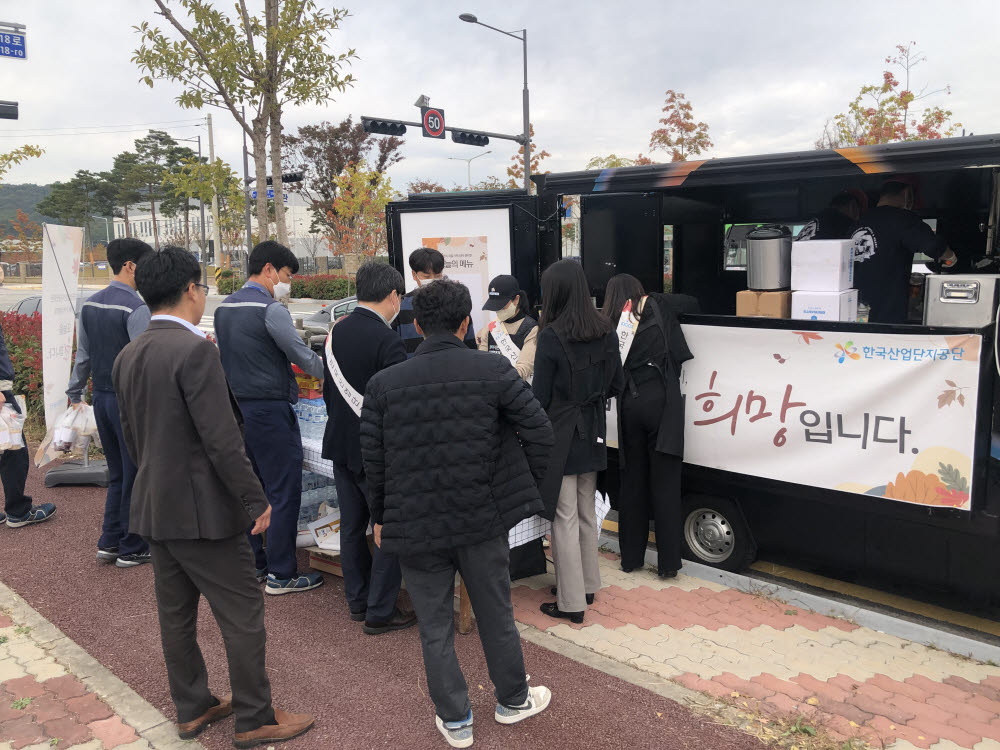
[421,106,445,139]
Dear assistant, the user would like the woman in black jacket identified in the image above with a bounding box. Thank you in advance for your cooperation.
[603,274,696,579]
[533,260,624,624]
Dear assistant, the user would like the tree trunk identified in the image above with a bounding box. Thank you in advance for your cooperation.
[269,103,288,247]
[252,115,270,245]
[184,198,190,252]
[149,188,160,250]
[123,205,131,238]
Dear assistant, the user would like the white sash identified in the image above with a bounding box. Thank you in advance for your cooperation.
[616,296,645,364]
[488,320,521,366]
[324,331,363,417]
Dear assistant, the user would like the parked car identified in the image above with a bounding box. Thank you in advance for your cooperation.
[302,295,357,336]
[6,291,96,317]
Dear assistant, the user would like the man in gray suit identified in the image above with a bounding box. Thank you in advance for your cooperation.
[113,246,314,748]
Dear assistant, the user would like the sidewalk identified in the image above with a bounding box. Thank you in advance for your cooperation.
[511,552,1000,750]
[0,585,197,750]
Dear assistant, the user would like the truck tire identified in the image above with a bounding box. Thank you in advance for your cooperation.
[681,495,756,572]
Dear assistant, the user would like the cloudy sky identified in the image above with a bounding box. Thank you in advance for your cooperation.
[1,0,997,191]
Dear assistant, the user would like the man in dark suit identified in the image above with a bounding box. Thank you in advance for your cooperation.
[113,247,313,747]
[360,280,555,748]
[322,261,416,634]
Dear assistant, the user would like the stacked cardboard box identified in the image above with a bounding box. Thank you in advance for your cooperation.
[790,240,858,322]
[735,290,790,319]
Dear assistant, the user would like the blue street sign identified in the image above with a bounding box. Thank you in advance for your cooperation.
[0,32,26,60]
[250,188,288,202]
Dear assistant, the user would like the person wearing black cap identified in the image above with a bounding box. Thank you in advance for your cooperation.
[477,275,538,381]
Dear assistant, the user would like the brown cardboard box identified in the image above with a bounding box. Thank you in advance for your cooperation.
[736,290,791,319]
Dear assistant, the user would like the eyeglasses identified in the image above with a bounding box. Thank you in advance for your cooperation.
[193,283,210,294]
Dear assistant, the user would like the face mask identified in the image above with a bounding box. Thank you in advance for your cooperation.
[495,301,517,322]
[387,294,400,325]
[273,281,291,301]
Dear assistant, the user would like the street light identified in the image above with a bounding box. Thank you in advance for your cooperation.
[459,13,530,193]
[448,150,492,189]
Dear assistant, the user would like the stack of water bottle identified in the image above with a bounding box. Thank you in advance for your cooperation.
[293,397,328,441]
[298,470,339,532]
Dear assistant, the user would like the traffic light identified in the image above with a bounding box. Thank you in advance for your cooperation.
[362,117,407,136]
[451,130,489,147]
[266,172,303,185]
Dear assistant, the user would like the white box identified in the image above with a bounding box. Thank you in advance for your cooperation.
[791,240,854,292]
[792,290,858,322]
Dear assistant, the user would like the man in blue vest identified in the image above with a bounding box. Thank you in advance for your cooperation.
[67,237,153,567]
[214,241,326,595]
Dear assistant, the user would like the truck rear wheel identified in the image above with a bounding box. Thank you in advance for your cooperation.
[681,495,756,572]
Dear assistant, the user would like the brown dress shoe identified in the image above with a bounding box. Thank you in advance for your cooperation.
[233,707,315,748]
[177,694,233,739]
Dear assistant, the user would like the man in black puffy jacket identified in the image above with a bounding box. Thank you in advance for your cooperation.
[360,279,554,748]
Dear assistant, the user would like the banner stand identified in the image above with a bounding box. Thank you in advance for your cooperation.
[38,224,109,488]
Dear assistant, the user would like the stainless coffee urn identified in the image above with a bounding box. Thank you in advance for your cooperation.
[746,224,792,290]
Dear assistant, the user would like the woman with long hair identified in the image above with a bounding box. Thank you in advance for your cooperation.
[533,259,623,624]
[603,273,697,578]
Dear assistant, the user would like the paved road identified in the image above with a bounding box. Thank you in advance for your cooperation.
[0,473,763,750]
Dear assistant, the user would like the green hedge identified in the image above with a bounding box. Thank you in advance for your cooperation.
[292,274,352,300]
[216,269,244,295]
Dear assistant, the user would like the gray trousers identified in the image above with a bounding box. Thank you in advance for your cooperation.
[149,534,276,733]
[552,472,602,612]
[399,534,529,722]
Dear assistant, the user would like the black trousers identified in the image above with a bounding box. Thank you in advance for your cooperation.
[619,378,683,573]
[148,534,276,733]
[399,534,528,722]
[1,391,30,518]
[331,463,401,621]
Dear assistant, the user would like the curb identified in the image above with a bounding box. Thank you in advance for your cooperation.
[0,578,203,750]
[598,534,1000,666]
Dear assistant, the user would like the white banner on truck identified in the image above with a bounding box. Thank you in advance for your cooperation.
[41,224,83,428]
[679,324,981,512]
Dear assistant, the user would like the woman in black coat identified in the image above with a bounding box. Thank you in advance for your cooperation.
[533,260,624,624]
[603,274,696,578]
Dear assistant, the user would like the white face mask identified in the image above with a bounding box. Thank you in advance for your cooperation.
[273,281,291,301]
[387,293,400,326]
[495,300,517,323]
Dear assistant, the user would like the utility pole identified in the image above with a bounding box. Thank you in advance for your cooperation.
[206,114,224,270]
[241,106,253,279]
[197,135,207,286]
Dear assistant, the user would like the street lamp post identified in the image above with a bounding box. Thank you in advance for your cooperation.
[174,134,209,286]
[459,13,530,193]
[448,150,492,189]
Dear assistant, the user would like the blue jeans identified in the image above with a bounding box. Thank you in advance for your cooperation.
[94,390,146,556]
[238,399,303,580]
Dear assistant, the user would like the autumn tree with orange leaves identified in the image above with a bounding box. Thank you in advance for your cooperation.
[649,90,713,162]
[1,209,42,262]
[816,42,962,149]
[507,124,550,193]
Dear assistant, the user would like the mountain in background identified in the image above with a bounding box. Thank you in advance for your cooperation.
[0,184,55,234]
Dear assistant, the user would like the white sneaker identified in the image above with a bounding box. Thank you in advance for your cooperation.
[435,711,473,748]
[494,685,551,725]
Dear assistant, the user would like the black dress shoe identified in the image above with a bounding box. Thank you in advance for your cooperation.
[349,608,367,622]
[364,607,417,635]
[550,587,594,605]
[539,602,584,624]
[621,564,642,573]
[658,569,678,579]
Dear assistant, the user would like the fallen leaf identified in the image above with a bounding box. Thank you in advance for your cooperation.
[806,697,819,705]
[849,720,859,727]
[730,691,740,697]
[889,725,896,730]
[478,685,483,690]
[656,712,662,718]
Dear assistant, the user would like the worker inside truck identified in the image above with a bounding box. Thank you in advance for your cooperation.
[852,180,959,324]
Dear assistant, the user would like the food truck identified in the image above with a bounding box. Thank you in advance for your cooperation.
[385,135,1000,598]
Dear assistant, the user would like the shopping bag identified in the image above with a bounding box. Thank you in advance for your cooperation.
[34,404,102,468]
[0,403,25,452]
[595,490,612,541]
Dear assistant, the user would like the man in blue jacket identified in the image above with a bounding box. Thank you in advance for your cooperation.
[322,261,415,634]
[215,241,326,595]
[66,237,153,567]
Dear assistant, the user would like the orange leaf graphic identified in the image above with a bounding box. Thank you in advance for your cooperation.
[937,390,956,408]
[793,331,824,345]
